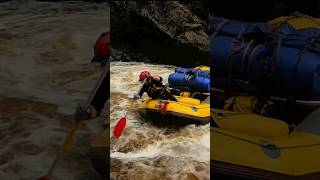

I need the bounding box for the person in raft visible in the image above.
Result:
[74,32,110,121]
[135,71,178,101]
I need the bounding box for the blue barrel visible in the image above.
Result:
[210,18,320,101]
[197,69,210,78]
[211,35,271,81]
[188,76,210,93]
[211,36,249,78]
[210,17,251,37]
[176,67,194,74]
[273,45,320,99]
[210,17,270,38]
[168,68,210,93]
[168,73,188,87]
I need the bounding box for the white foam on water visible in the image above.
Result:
[111,127,210,162]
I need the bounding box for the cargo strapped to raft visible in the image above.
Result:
[210,16,320,102]
[168,67,210,93]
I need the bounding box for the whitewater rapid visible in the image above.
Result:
[110,61,210,180]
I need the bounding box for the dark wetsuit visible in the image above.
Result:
[138,77,177,101]
[90,65,110,116]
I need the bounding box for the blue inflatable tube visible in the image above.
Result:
[210,17,320,101]
[168,68,210,93]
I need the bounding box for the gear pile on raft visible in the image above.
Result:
[136,66,210,126]
[210,13,320,179]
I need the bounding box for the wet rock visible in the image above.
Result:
[112,1,208,51]
[111,1,209,66]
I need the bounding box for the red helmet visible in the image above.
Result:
[139,71,150,81]
[92,32,110,62]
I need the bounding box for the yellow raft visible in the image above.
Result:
[138,93,210,126]
[89,129,108,179]
[211,14,320,179]
[268,14,320,30]
[211,107,320,179]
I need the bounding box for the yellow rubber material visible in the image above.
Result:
[139,96,210,118]
[211,108,320,176]
[268,16,320,30]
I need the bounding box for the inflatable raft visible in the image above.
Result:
[89,129,108,179]
[138,66,210,126]
[138,93,210,126]
[268,13,320,34]
[211,107,320,179]
[210,15,320,179]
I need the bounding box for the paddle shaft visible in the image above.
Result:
[113,78,147,138]
[44,62,110,177]
[124,78,147,117]
[45,122,82,177]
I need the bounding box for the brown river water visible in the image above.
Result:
[0,1,109,179]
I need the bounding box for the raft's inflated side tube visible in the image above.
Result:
[89,130,108,179]
[268,15,320,35]
[211,17,320,101]
[213,110,289,138]
[138,96,210,126]
[168,67,210,93]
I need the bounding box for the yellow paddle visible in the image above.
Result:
[113,78,147,138]
[38,62,109,180]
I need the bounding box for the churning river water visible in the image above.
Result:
[110,62,210,180]
[0,1,108,179]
